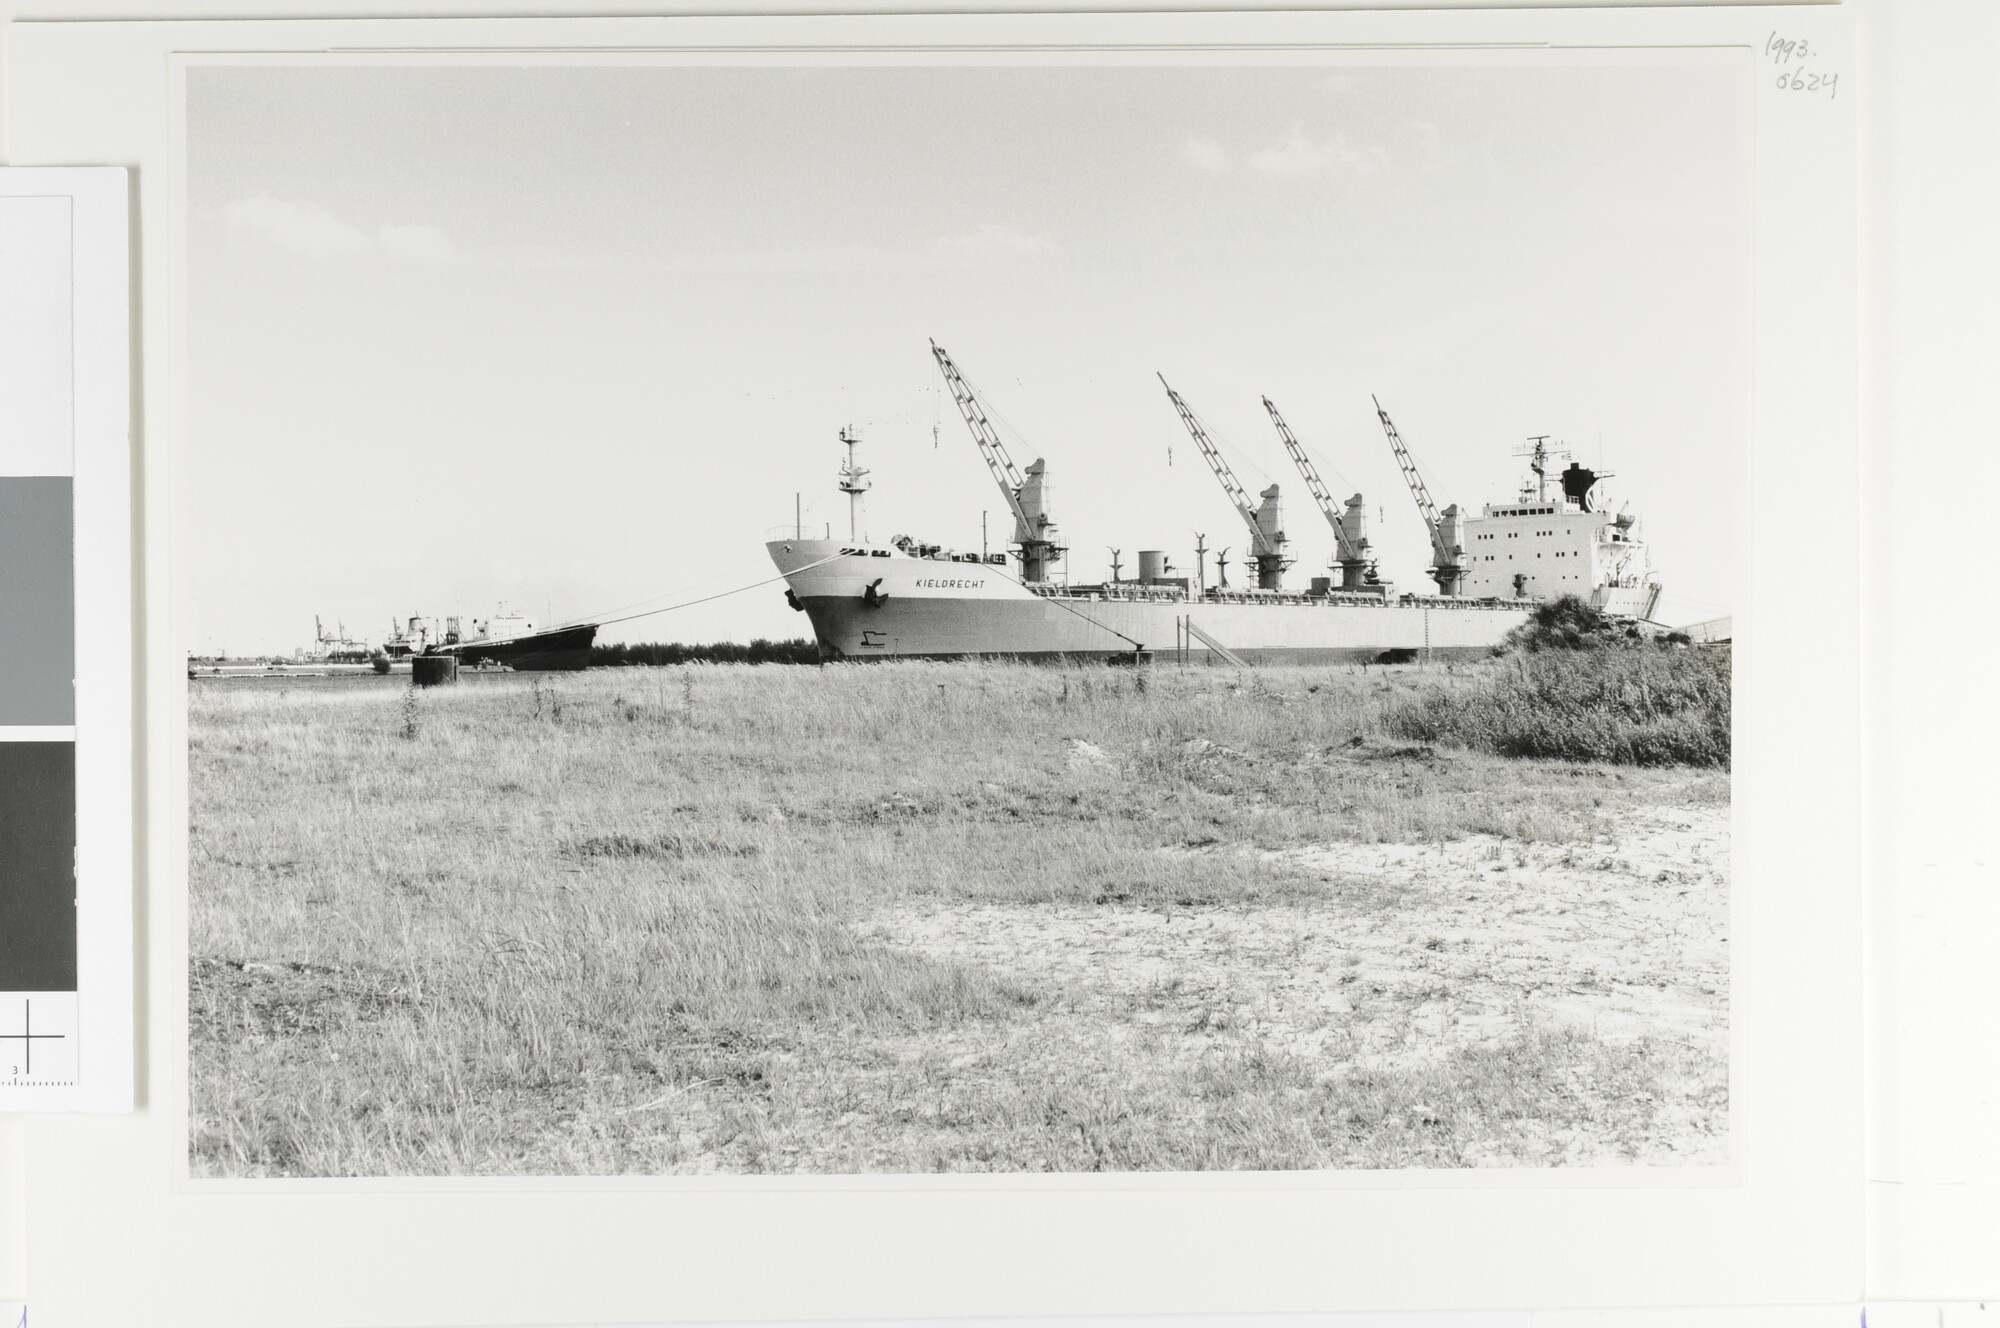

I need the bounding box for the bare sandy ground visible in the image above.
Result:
[863,803,1728,1167]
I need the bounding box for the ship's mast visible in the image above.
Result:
[1264,396,1372,591]
[930,340,1063,582]
[1159,376,1290,590]
[837,425,870,541]
[1514,436,1570,503]
[1374,395,1466,596]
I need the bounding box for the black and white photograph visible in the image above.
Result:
[184,55,1740,1178]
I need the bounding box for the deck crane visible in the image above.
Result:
[1159,375,1291,591]
[1262,396,1379,594]
[930,339,1064,582]
[1373,395,1468,596]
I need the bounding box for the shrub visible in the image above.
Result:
[1391,601,1730,767]
[1502,595,1646,654]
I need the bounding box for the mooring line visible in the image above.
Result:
[557,553,848,631]
[563,550,1143,651]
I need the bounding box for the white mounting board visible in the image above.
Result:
[4,8,1859,1326]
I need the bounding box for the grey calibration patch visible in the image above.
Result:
[0,476,74,725]
[0,740,76,991]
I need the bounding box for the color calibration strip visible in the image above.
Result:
[0,169,131,1111]
[0,193,81,1090]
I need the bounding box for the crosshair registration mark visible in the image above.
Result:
[2,999,65,1078]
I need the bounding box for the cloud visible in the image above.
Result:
[223,194,456,264]
[1409,121,1454,173]
[924,223,1054,258]
[218,200,1038,277]
[376,224,455,264]
[222,195,370,260]
[1182,135,1229,172]
[556,226,1055,276]
[1247,130,1387,180]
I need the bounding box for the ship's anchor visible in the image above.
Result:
[862,578,889,608]
[785,588,805,612]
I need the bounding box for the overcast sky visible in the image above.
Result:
[185,60,1744,653]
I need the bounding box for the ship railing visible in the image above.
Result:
[1019,581,1527,610]
[1396,594,1529,610]
[1024,582,1207,604]
[1029,583,1121,601]
[1188,590,1314,607]
[920,551,1010,566]
[1095,585,1195,602]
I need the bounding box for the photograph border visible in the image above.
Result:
[174,37,1749,1196]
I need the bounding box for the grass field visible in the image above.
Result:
[188,659,1728,1176]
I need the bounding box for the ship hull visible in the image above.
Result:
[770,540,1530,663]
[438,623,597,671]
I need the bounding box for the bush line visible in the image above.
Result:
[591,637,820,667]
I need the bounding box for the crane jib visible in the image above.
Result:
[1263,396,1356,558]
[1159,375,1276,558]
[1374,395,1459,573]
[931,340,1033,533]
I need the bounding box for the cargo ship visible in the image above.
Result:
[767,344,1661,665]
[377,609,597,672]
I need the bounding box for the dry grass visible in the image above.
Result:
[1387,645,1731,768]
[188,660,1727,1176]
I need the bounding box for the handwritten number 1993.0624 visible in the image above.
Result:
[1767,31,1839,99]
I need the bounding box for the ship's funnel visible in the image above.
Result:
[1137,550,1168,582]
[1561,462,1599,512]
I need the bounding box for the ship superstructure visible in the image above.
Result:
[1456,438,1661,619]
[768,348,1662,664]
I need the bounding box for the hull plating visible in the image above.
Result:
[770,540,1529,663]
